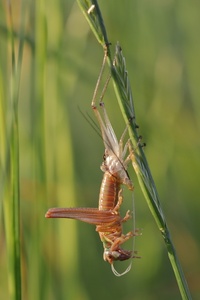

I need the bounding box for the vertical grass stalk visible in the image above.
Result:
[2,1,26,299]
[27,1,47,298]
[76,1,192,299]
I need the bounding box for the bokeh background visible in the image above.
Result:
[0,1,200,299]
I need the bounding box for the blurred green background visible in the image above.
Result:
[0,0,200,299]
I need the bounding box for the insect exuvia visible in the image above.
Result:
[45,46,140,276]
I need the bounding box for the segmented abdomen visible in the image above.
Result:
[98,172,120,211]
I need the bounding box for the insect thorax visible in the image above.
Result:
[101,155,133,190]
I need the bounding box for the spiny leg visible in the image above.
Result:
[113,189,123,213]
[119,126,129,158]
[124,136,146,171]
[91,47,113,142]
[121,210,132,223]
[91,46,109,108]
[112,190,132,223]
[110,232,134,251]
[119,117,139,168]
[127,138,145,170]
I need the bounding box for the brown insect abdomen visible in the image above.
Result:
[98,172,120,211]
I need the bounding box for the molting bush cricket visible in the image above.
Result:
[45,45,141,276]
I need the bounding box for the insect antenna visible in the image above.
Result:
[78,106,102,140]
[78,104,132,179]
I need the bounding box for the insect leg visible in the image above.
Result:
[45,207,120,225]
[91,47,108,108]
[112,188,123,213]
[113,189,131,223]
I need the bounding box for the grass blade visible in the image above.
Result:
[1,1,27,299]
[76,1,192,299]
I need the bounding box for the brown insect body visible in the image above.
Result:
[45,50,139,273]
[45,117,136,265]
[96,172,133,264]
[46,170,135,265]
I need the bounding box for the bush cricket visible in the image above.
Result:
[45,46,140,276]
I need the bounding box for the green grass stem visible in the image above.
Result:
[1,1,27,299]
[77,1,192,299]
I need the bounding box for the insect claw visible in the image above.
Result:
[121,210,132,222]
[135,228,143,236]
